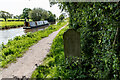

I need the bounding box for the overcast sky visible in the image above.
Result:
[0,0,63,18]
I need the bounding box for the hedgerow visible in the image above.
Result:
[51,2,120,79]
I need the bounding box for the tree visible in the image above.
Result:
[13,15,19,19]
[9,14,13,18]
[29,8,49,21]
[21,8,31,19]
[19,14,23,19]
[59,14,64,21]
[47,11,56,22]
[42,10,49,20]
[0,11,11,21]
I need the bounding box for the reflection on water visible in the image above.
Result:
[0,25,49,45]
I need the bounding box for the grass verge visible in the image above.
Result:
[0,21,24,29]
[0,21,67,68]
[31,26,69,78]
[31,25,87,79]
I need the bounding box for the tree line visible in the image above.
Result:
[0,8,57,22]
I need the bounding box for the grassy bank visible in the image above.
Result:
[0,21,67,68]
[31,26,88,79]
[31,26,70,78]
[0,21,24,29]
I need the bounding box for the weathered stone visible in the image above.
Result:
[63,29,80,58]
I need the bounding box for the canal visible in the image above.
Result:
[0,25,49,45]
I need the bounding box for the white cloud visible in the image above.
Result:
[0,0,64,18]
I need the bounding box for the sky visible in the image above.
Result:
[0,0,64,18]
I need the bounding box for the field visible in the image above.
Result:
[0,21,24,29]
[0,18,25,21]
[0,18,32,29]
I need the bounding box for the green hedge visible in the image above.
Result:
[54,2,120,79]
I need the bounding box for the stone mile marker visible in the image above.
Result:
[63,29,81,59]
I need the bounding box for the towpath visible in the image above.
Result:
[0,23,68,79]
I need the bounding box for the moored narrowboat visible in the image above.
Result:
[23,20,49,29]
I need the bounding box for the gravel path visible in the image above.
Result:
[0,23,68,79]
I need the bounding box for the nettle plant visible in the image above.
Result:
[51,2,120,79]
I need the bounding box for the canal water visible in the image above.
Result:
[0,25,49,45]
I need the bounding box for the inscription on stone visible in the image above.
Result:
[63,29,80,58]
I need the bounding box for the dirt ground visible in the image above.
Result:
[0,24,68,79]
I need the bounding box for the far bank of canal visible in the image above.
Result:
[0,25,49,45]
